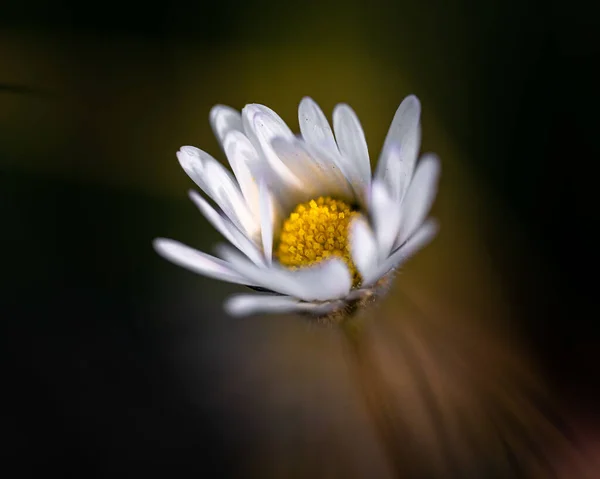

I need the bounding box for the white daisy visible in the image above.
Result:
[154,95,440,320]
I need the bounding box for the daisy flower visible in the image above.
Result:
[153,95,440,320]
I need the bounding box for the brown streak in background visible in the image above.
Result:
[341,317,426,479]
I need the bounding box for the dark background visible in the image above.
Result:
[2,0,599,476]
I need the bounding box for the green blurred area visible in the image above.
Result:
[0,0,529,195]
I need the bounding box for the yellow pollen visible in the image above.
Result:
[276,196,361,286]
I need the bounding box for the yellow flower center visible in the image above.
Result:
[276,196,361,286]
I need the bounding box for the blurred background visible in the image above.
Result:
[2,0,599,476]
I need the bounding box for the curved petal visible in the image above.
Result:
[376,95,421,190]
[370,180,402,260]
[177,146,259,237]
[188,191,265,266]
[209,105,243,146]
[350,217,380,286]
[375,219,439,279]
[301,141,356,201]
[222,130,262,218]
[333,103,371,195]
[298,97,338,155]
[218,245,352,302]
[379,140,419,205]
[309,153,366,205]
[270,137,353,201]
[397,154,441,245]
[241,104,303,189]
[224,294,341,317]
[153,238,258,286]
[259,181,274,265]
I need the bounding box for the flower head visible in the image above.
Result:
[154,95,440,320]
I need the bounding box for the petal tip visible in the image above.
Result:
[332,102,351,117]
[209,104,225,122]
[177,146,204,170]
[299,96,316,106]
[152,237,174,257]
[403,94,421,107]
[223,296,248,317]
[395,95,422,122]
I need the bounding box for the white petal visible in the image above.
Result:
[218,246,352,302]
[350,217,380,286]
[224,294,341,317]
[241,104,303,189]
[374,219,439,279]
[370,180,402,260]
[333,103,371,195]
[269,138,327,196]
[270,137,353,201]
[153,238,258,286]
[209,105,243,146]
[222,130,262,218]
[397,154,441,245]
[298,97,338,154]
[176,145,210,190]
[283,259,353,301]
[176,146,259,237]
[379,140,419,205]
[259,181,274,265]
[301,140,367,206]
[296,140,356,201]
[376,95,421,191]
[188,191,265,266]
[200,159,258,237]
